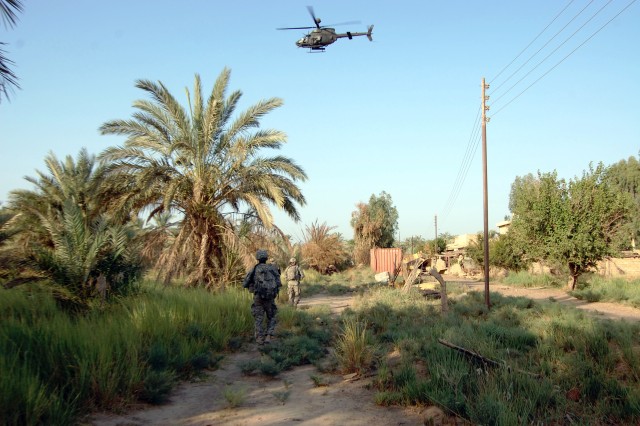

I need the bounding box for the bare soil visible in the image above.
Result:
[88,280,640,426]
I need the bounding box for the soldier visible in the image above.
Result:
[243,250,282,345]
[284,257,305,308]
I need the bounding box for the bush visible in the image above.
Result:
[140,369,176,404]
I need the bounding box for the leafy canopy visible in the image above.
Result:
[99,69,307,287]
[509,164,630,288]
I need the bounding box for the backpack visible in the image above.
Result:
[253,263,279,299]
[286,265,299,281]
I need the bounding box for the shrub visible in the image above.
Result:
[334,317,377,374]
[140,369,176,404]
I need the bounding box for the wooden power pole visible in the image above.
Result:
[481,77,491,309]
[434,215,438,254]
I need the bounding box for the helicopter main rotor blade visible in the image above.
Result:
[276,26,316,30]
[307,5,321,29]
[321,20,361,27]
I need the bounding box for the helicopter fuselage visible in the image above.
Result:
[295,25,373,51]
[296,28,338,50]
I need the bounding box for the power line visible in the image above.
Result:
[489,0,577,85]
[441,107,482,220]
[492,0,637,117]
[491,0,598,97]
[491,0,614,106]
[441,109,480,218]
[442,1,603,221]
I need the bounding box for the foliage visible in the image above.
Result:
[508,165,630,289]
[604,154,640,250]
[7,149,112,245]
[465,230,519,273]
[31,200,143,304]
[0,205,20,281]
[353,286,640,425]
[571,276,640,308]
[238,305,333,378]
[99,68,307,288]
[334,317,377,374]
[300,220,350,273]
[223,386,247,408]
[351,191,399,264]
[3,149,143,304]
[0,282,252,424]
[0,0,23,102]
[501,271,564,288]
[396,235,427,255]
[423,233,452,257]
[490,231,529,271]
[467,231,528,273]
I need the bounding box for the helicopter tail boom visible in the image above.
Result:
[335,25,374,41]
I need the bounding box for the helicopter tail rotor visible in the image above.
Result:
[367,25,374,41]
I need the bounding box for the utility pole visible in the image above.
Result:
[434,215,438,254]
[481,77,491,309]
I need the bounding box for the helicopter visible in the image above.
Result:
[277,6,374,52]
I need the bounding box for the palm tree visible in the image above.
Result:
[33,199,133,299]
[1,0,23,102]
[99,68,307,287]
[4,150,143,299]
[301,220,349,273]
[8,148,110,250]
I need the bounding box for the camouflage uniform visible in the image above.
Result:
[243,250,281,344]
[284,258,304,308]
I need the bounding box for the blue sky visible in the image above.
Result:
[1,1,638,242]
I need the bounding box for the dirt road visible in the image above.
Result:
[462,280,640,322]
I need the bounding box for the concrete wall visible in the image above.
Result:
[528,258,640,279]
[597,258,640,279]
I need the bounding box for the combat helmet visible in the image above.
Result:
[256,249,268,261]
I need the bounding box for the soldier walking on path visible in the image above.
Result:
[243,250,282,345]
[284,257,305,308]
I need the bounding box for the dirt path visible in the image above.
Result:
[88,292,425,426]
[88,283,640,426]
[460,280,640,322]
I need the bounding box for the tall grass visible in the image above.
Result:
[572,276,640,308]
[0,282,253,425]
[291,266,379,298]
[501,271,563,288]
[353,287,640,424]
[334,317,376,373]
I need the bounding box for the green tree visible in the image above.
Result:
[509,165,629,289]
[424,232,453,256]
[99,69,307,287]
[396,235,427,255]
[350,191,398,265]
[604,154,640,250]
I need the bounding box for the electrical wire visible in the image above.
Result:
[440,108,482,220]
[440,0,637,223]
[491,0,598,97]
[491,0,614,106]
[491,0,637,117]
[489,0,577,85]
